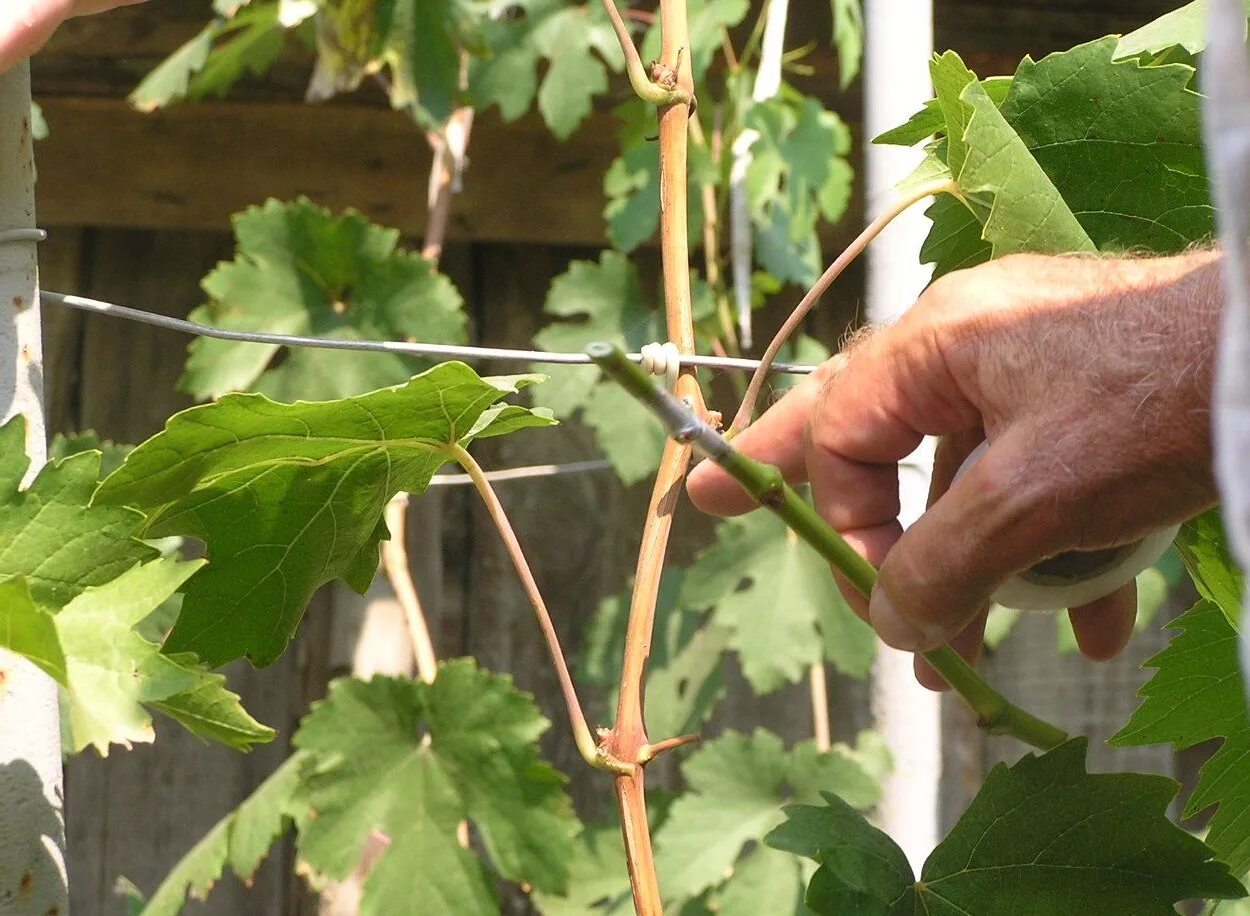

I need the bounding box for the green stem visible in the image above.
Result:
[587,343,1069,752]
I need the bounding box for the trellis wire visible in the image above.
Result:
[42,291,819,376]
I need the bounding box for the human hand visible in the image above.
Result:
[0,0,147,75]
[688,251,1223,688]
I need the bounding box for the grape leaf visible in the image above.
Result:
[830,0,863,88]
[929,51,1097,268]
[769,739,1246,915]
[744,95,854,287]
[579,570,728,738]
[49,431,132,480]
[140,752,311,916]
[1112,598,1250,873]
[681,513,875,694]
[292,663,578,914]
[0,416,154,612]
[1178,509,1245,629]
[0,578,65,684]
[532,252,665,484]
[95,363,554,667]
[0,558,274,755]
[128,2,288,111]
[1115,0,1250,60]
[713,844,809,915]
[653,729,883,899]
[873,76,1011,147]
[182,198,466,402]
[531,821,632,915]
[919,40,1209,276]
[473,0,621,139]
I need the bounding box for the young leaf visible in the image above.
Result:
[930,50,1096,264]
[1112,598,1250,873]
[95,363,554,667]
[769,739,1246,914]
[681,513,875,693]
[0,416,154,612]
[654,729,882,900]
[140,752,311,916]
[183,198,466,402]
[292,663,578,914]
[919,39,1209,275]
[0,558,273,755]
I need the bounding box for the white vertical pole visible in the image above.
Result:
[0,61,68,914]
[863,0,942,872]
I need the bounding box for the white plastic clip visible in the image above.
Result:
[640,341,682,391]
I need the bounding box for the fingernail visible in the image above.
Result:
[869,585,928,651]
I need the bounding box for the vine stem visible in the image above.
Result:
[443,443,627,774]
[597,0,703,910]
[589,344,1071,752]
[729,178,958,435]
[380,494,438,684]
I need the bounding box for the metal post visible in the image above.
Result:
[0,60,68,915]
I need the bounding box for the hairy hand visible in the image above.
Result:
[689,251,1223,688]
[0,0,146,74]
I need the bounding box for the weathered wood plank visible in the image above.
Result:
[35,96,620,247]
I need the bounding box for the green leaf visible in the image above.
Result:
[473,0,620,137]
[604,134,661,253]
[183,198,466,402]
[681,513,875,693]
[0,559,272,755]
[771,739,1246,914]
[293,662,578,915]
[539,46,608,141]
[532,821,632,915]
[0,578,65,683]
[95,363,553,667]
[931,51,1097,264]
[920,40,1210,275]
[191,3,287,100]
[873,76,1011,147]
[140,752,310,915]
[1114,0,1250,60]
[654,729,881,899]
[49,431,133,480]
[0,416,154,613]
[1178,510,1245,629]
[532,252,665,484]
[830,0,863,88]
[129,20,220,111]
[1112,599,1250,872]
[767,792,915,914]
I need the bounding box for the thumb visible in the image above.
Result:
[869,431,1068,651]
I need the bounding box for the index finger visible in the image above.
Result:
[686,363,832,516]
